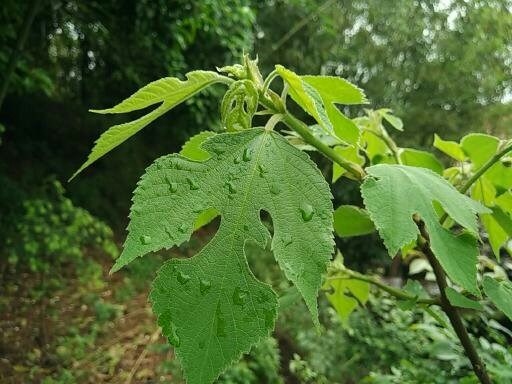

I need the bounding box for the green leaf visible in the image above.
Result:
[333,205,375,237]
[302,75,367,144]
[325,278,370,325]
[445,287,483,310]
[483,276,512,321]
[433,134,465,161]
[460,133,499,169]
[220,80,258,131]
[361,164,489,294]
[471,178,511,258]
[179,131,219,229]
[71,71,229,179]
[180,131,216,161]
[113,128,333,383]
[332,145,365,182]
[399,148,444,174]
[379,109,403,131]
[275,65,334,136]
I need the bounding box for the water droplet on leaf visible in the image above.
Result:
[177,271,191,285]
[234,155,242,164]
[270,184,280,195]
[233,287,248,306]
[226,181,237,194]
[169,182,178,193]
[299,203,314,222]
[243,147,252,162]
[167,324,181,347]
[282,234,293,246]
[178,223,187,233]
[200,279,211,295]
[216,310,226,337]
[187,177,199,190]
[140,235,152,245]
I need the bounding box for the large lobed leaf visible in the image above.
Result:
[361,164,489,294]
[71,71,229,179]
[113,128,334,384]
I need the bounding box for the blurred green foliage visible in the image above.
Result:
[2,179,117,272]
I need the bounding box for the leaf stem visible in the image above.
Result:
[327,270,439,306]
[417,221,492,384]
[262,69,278,95]
[363,128,402,164]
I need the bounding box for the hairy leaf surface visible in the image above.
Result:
[302,75,367,144]
[113,128,334,383]
[361,164,489,294]
[71,71,229,179]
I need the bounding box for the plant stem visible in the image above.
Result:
[327,270,439,305]
[363,129,402,164]
[417,222,491,384]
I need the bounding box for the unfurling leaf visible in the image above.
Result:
[71,71,229,179]
[361,164,489,294]
[483,276,512,321]
[221,80,258,131]
[113,128,334,384]
[333,205,375,237]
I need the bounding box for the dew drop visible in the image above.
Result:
[187,177,200,190]
[216,311,226,337]
[200,279,211,295]
[212,145,225,155]
[282,234,293,246]
[178,223,188,233]
[299,203,314,222]
[169,182,178,193]
[140,235,152,245]
[243,147,252,162]
[270,184,281,195]
[167,324,181,347]
[234,155,242,164]
[243,224,249,231]
[177,271,191,285]
[226,181,237,194]
[258,164,267,177]
[233,287,248,306]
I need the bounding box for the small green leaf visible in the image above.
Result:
[302,75,367,144]
[361,164,489,294]
[275,65,333,135]
[114,129,334,383]
[461,133,499,169]
[445,287,483,310]
[180,131,216,161]
[433,134,465,161]
[333,205,375,237]
[483,276,512,321]
[71,71,229,179]
[325,278,370,325]
[380,109,403,131]
[221,80,258,131]
[400,148,444,174]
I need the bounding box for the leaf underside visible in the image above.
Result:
[113,128,334,384]
[71,71,227,180]
[361,164,489,295]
